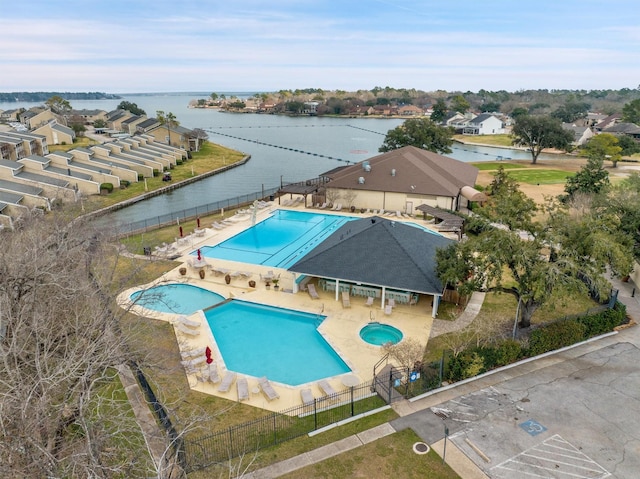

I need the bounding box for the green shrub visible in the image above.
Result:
[576,303,627,337]
[528,320,586,356]
[121,180,130,187]
[446,350,486,381]
[99,182,114,193]
[153,169,160,177]
[137,174,144,181]
[176,160,183,166]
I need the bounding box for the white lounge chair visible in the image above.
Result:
[307,283,320,300]
[207,363,220,383]
[301,388,315,406]
[237,377,249,402]
[319,202,327,209]
[218,371,237,393]
[335,203,343,211]
[258,377,280,401]
[388,298,396,308]
[318,379,338,398]
[365,296,374,307]
[175,315,200,329]
[181,356,206,370]
[342,291,351,308]
[180,346,207,359]
[176,323,200,336]
[384,304,393,315]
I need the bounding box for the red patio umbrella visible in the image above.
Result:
[205,346,213,364]
[179,226,183,237]
[197,249,202,261]
[197,217,201,228]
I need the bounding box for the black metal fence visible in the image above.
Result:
[116,186,282,235]
[182,381,381,473]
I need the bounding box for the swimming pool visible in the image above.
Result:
[205,300,351,385]
[130,283,226,315]
[199,210,354,268]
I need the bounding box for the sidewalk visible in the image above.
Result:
[246,278,640,478]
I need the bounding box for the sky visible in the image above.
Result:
[1,0,639,94]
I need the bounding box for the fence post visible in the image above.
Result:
[439,350,445,387]
[314,399,317,430]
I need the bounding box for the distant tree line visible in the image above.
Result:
[0,92,120,102]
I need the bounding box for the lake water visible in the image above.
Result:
[1,93,569,226]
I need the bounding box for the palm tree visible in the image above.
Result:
[156,110,179,145]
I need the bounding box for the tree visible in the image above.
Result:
[210,92,219,101]
[68,114,86,136]
[156,110,179,145]
[511,115,574,164]
[551,96,590,123]
[583,133,622,168]
[564,155,610,199]
[480,166,538,231]
[622,98,640,124]
[117,101,146,116]
[0,213,151,477]
[93,118,107,129]
[45,95,72,114]
[381,338,424,371]
[430,98,447,123]
[481,101,501,113]
[379,118,454,154]
[617,134,640,157]
[451,94,470,114]
[606,172,640,259]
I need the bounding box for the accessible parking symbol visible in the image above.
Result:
[519,419,547,436]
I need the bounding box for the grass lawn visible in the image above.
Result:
[454,134,513,147]
[497,169,573,185]
[276,429,460,479]
[472,161,522,171]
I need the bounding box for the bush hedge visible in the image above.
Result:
[445,302,627,382]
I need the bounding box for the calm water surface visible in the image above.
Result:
[1,93,570,225]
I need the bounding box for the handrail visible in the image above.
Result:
[373,353,389,379]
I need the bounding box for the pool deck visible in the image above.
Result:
[120,200,454,412]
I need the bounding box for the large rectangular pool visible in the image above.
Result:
[199,210,354,268]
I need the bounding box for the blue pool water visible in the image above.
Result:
[199,210,354,268]
[205,300,351,385]
[359,322,403,346]
[130,283,225,315]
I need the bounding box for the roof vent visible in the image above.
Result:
[391,168,396,176]
[364,163,371,172]
[358,176,365,184]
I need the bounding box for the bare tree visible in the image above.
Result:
[381,338,424,370]
[341,189,358,209]
[0,213,152,477]
[324,188,341,208]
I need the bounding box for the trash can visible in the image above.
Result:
[269,195,275,201]
[143,246,151,256]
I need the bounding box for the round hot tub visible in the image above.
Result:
[359,322,403,346]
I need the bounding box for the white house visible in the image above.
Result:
[463,113,505,135]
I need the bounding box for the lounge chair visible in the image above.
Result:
[175,315,200,329]
[318,379,338,398]
[335,203,343,211]
[319,202,327,209]
[342,291,351,308]
[388,298,396,308]
[365,296,374,307]
[307,283,320,299]
[176,323,200,336]
[384,304,393,315]
[207,363,220,383]
[181,356,206,372]
[237,377,249,402]
[211,222,225,230]
[218,371,237,393]
[180,346,207,359]
[258,376,280,401]
[396,211,402,217]
[301,388,315,406]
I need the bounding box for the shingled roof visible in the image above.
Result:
[288,216,453,295]
[323,145,479,198]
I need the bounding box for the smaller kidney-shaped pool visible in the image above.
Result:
[359,322,403,346]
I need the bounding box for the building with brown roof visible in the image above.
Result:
[322,145,481,214]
